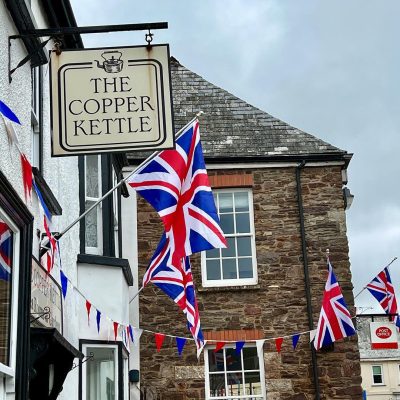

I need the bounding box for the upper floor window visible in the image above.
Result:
[372,365,384,385]
[204,344,265,399]
[31,66,42,170]
[202,189,257,287]
[84,155,103,255]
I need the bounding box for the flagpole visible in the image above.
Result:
[353,256,398,300]
[54,111,204,242]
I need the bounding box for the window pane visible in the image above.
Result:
[226,348,242,371]
[85,201,98,248]
[222,237,236,258]
[219,193,233,213]
[234,192,249,212]
[206,259,221,280]
[238,258,253,279]
[244,372,262,395]
[86,347,116,400]
[0,218,12,365]
[372,366,381,374]
[222,259,237,279]
[209,373,226,397]
[227,373,243,396]
[237,237,251,257]
[86,155,99,198]
[220,214,234,234]
[235,213,250,233]
[243,347,259,370]
[208,350,224,372]
[206,247,220,259]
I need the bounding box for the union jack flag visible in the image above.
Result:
[145,233,204,349]
[366,266,400,330]
[0,222,12,282]
[314,259,356,350]
[128,119,227,259]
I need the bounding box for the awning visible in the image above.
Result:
[30,327,83,400]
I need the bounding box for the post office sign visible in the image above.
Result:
[51,44,174,156]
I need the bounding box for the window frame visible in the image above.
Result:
[204,343,266,399]
[371,364,384,386]
[201,188,257,288]
[79,340,127,400]
[31,65,43,171]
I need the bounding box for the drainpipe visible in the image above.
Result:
[296,161,321,400]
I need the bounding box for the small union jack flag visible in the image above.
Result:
[128,119,227,259]
[0,222,12,282]
[314,258,356,350]
[366,266,400,330]
[145,234,204,349]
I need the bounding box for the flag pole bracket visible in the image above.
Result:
[8,21,168,83]
[70,352,94,371]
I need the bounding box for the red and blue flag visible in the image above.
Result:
[314,259,356,350]
[366,266,400,330]
[0,222,12,282]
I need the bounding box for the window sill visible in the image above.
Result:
[77,254,133,286]
[198,284,261,293]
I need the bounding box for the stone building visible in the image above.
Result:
[358,314,400,399]
[127,58,363,399]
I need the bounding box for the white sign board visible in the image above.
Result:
[370,321,398,349]
[51,44,174,156]
[31,258,63,332]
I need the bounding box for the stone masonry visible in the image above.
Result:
[136,166,363,399]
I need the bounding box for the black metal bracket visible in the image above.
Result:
[70,352,94,370]
[30,307,50,323]
[8,21,168,83]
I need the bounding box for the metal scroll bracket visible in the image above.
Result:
[30,306,50,323]
[8,22,168,83]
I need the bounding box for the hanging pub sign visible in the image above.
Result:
[370,321,398,349]
[50,44,174,156]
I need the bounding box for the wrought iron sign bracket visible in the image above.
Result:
[8,21,168,83]
[30,307,51,323]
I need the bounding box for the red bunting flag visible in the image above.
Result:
[155,333,166,352]
[214,342,226,353]
[113,322,119,341]
[85,300,92,325]
[20,153,32,201]
[275,337,284,353]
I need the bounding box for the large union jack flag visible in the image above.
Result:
[145,233,204,349]
[128,119,227,258]
[0,222,12,282]
[366,266,400,330]
[314,259,356,350]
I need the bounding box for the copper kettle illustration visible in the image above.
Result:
[95,51,123,73]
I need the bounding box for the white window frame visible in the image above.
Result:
[371,364,384,386]
[31,66,41,169]
[84,155,103,255]
[81,343,119,400]
[112,169,120,258]
[201,188,257,287]
[204,343,266,399]
[0,207,21,380]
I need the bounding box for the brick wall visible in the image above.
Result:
[137,165,362,399]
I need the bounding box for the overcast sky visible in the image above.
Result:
[69,0,400,312]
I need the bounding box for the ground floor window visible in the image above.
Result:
[204,344,266,399]
[81,341,128,400]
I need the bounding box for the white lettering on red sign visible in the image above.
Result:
[376,326,392,339]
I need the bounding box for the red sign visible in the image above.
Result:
[376,326,392,339]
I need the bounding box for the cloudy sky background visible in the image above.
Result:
[70,0,400,311]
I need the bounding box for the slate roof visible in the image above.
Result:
[128,57,349,163]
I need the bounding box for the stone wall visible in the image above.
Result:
[137,165,362,399]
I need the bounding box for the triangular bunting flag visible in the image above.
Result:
[113,322,119,341]
[126,326,130,343]
[176,337,186,356]
[96,310,101,333]
[129,325,134,342]
[256,339,265,356]
[275,337,283,353]
[20,153,32,201]
[214,342,225,352]
[155,333,165,352]
[3,117,19,146]
[309,329,317,343]
[292,334,300,350]
[133,328,143,346]
[197,340,206,359]
[60,270,68,299]
[85,300,92,325]
[235,341,245,355]
[0,100,21,124]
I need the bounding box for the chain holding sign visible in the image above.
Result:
[50,44,174,156]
